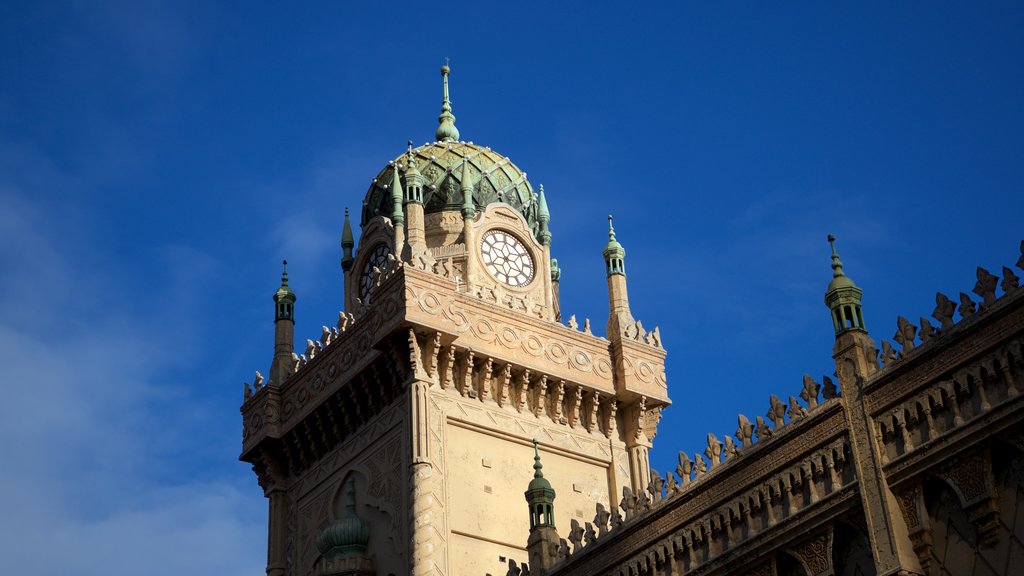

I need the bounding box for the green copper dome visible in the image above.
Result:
[316,478,370,560]
[361,141,540,235]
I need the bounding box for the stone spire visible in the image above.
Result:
[525,439,559,575]
[537,184,551,246]
[270,260,296,386]
[435,64,460,143]
[824,234,865,335]
[340,208,355,272]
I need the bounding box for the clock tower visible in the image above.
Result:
[240,66,670,576]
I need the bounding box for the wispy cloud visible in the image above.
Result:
[0,173,263,576]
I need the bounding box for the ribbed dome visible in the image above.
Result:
[316,478,370,560]
[361,141,539,235]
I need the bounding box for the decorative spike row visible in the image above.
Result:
[822,376,839,399]
[788,396,807,420]
[973,267,999,309]
[959,292,977,319]
[933,292,956,328]
[767,395,787,428]
[1003,266,1020,293]
[894,316,917,353]
[919,316,938,344]
[736,415,754,448]
[800,375,820,408]
[881,341,897,367]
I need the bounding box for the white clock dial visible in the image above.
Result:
[359,243,392,299]
[480,230,535,287]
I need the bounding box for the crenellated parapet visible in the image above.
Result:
[877,243,1023,369]
[538,384,854,576]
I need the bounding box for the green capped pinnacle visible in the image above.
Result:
[824,234,865,334]
[390,163,404,225]
[603,215,626,276]
[538,184,551,246]
[436,64,460,143]
[461,154,475,219]
[341,208,354,272]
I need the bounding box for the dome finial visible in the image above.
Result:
[436,62,460,143]
[280,259,289,285]
[537,185,551,246]
[341,209,354,272]
[533,438,544,479]
[827,233,845,278]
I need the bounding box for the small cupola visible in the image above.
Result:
[524,439,556,529]
[273,260,296,322]
[824,234,865,334]
[603,215,626,277]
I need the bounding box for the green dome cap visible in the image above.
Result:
[362,141,540,236]
[315,478,370,560]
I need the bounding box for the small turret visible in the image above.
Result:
[604,215,634,339]
[340,208,355,272]
[525,439,559,574]
[603,215,625,276]
[436,64,460,143]
[403,141,427,259]
[824,234,865,334]
[824,235,878,387]
[403,141,424,204]
[269,260,296,386]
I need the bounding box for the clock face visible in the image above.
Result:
[359,243,392,299]
[480,230,535,287]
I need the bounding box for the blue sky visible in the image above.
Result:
[2,2,1022,574]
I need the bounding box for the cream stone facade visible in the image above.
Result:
[240,67,1024,576]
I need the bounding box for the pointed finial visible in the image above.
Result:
[537,185,551,246]
[343,476,357,514]
[406,139,416,168]
[281,259,289,285]
[827,234,845,278]
[341,209,355,271]
[391,163,404,224]
[533,438,544,479]
[436,63,460,142]
[608,215,616,241]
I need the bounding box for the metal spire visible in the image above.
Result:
[532,438,544,479]
[828,234,846,278]
[436,63,460,143]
